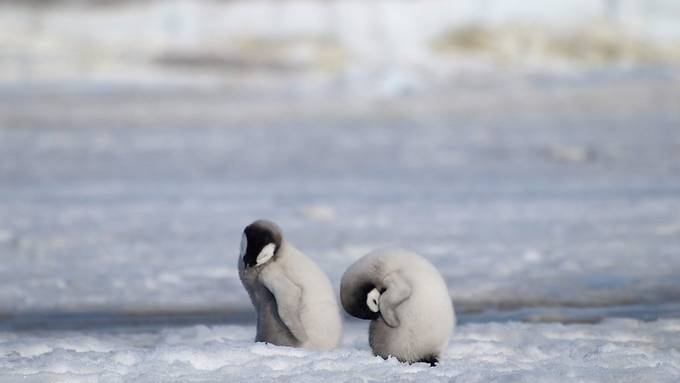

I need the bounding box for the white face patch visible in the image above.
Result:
[239,233,248,259]
[366,288,381,313]
[255,243,276,266]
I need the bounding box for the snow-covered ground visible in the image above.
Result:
[1,3,680,376]
[1,75,679,317]
[1,76,680,379]
[2,0,680,87]
[2,319,679,382]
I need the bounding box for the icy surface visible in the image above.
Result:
[0,54,679,383]
[1,319,679,382]
[3,0,680,87]
[1,3,679,381]
[1,77,680,318]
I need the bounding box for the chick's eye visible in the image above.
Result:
[240,233,248,258]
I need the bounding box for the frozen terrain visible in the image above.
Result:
[2,319,680,382]
[1,2,680,378]
[1,74,679,319]
[2,0,680,87]
[1,73,680,380]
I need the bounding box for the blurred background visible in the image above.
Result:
[1,0,679,329]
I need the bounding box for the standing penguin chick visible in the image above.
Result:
[340,249,455,365]
[238,220,342,350]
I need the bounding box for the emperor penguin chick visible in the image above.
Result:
[238,220,342,350]
[340,249,455,365]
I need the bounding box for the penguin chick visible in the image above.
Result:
[340,248,455,365]
[238,219,342,350]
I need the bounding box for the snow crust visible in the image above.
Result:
[1,79,679,316]
[1,18,679,380]
[1,319,679,382]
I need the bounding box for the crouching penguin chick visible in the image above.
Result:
[340,248,455,365]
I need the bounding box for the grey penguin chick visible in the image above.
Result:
[238,220,342,350]
[340,248,455,365]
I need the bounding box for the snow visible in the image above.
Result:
[1,3,680,380]
[1,319,679,382]
[1,78,679,316]
[1,75,679,379]
[2,0,680,86]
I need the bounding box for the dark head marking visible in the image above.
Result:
[340,282,380,320]
[241,220,283,268]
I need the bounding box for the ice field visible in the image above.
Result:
[2,319,680,382]
[1,71,680,381]
[1,75,679,316]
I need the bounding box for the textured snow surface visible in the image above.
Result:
[1,79,679,316]
[1,75,680,381]
[1,319,679,382]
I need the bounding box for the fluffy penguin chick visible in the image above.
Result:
[340,248,455,365]
[238,220,342,350]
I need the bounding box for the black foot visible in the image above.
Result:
[417,355,439,367]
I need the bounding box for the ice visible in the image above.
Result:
[0,75,678,380]
[2,0,680,86]
[1,319,679,382]
[1,78,679,317]
[1,2,679,380]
